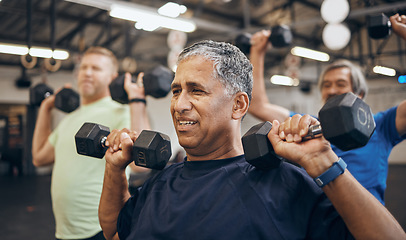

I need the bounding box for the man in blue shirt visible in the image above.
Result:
[98,40,405,240]
[248,15,406,204]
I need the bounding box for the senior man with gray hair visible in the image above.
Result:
[98,40,405,240]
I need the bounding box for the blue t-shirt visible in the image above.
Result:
[117,155,354,240]
[291,106,405,205]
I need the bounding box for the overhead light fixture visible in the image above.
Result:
[135,22,160,32]
[158,2,187,18]
[373,65,396,76]
[0,43,28,55]
[270,75,299,86]
[291,46,330,62]
[321,0,350,23]
[110,3,196,33]
[0,43,69,60]
[322,23,351,50]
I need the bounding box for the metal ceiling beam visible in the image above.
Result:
[291,1,406,29]
[56,10,106,47]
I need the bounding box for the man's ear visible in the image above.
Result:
[232,92,249,120]
[358,91,365,99]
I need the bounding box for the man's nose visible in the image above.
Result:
[326,85,338,95]
[82,67,92,75]
[173,92,192,113]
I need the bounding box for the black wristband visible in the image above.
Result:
[128,98,146,105]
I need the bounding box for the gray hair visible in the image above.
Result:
[318,59,368,98]
[177,40,253,101]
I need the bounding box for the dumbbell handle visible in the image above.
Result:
[100,136,107,149]
[303,124,323,140]
[44,91,52,98]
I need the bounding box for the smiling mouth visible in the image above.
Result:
[179,121,197,126]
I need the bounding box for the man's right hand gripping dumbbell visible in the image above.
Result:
[75,122,172,170]
[242,92,376,170]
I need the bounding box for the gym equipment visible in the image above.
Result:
[234,25,293,54]
[54,88,80,113]
[109,65,173,104]
[242,92,376,170]
[75,122,172,170]
[367,13,391,39]
[29,83,80,113]
[30,83,54,106]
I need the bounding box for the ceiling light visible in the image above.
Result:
[291,46,330,62]
[110,3,196,33]
[373,65,396,76]
[322,23,351,50]
[29,47,53,58]
[0,43,28,55]
[321,0,350,23]
[135,22,160,32]
[270,75,299,86]
[0,43,69,60]
[158,2,187,18]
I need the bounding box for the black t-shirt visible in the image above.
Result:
[118,155,353,240]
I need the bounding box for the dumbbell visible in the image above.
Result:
[109,65,173,104]
[29,83,80,113]
[74,122,172,170]
[242,92,376,170]
[367,13,391,39]
[234,25,293,55]
[30,83,54,106]
[54,88,80,113]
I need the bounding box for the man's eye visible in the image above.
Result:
[192,89,204,94]
[172,89,180,95]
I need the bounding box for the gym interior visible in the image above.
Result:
[0,0,405,239]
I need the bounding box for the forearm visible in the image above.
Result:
[250,50,269,108]
[99,162,131,240]
[31,101,54,166]
[270,117,405,239]
[303,152,405,239]
[323,170,405,239]
[129,101,151,132]
[301,149,405,239]
[249,44,290,122]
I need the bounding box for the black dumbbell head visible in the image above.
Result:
[29,83,54,106]
[368,13,391,39]
[234,32,253,55]
[234,25,292,55]
[143,65,173,99]
[55,88,80,113]
[110,65,173,104]
[132,130,172,170]
[269,25,293,48]
[75,122,110,158]
[109,74,130,104]
[242,121,283,170]
[318,92,376,151]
